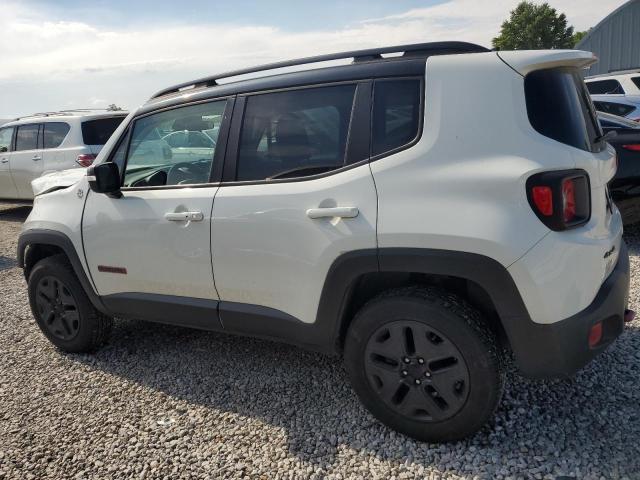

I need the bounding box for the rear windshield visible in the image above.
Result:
[82,116,125,145]
[525,68,602,152]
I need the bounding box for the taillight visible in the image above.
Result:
[76,154,96,167]
[622,144,640,151]
[526,170,591,231]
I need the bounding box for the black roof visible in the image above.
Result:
[148,41,489,102]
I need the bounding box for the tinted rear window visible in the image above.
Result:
[525,68,601,152]
[372,79,421,157]
[593,101,636,117]
[82,117,125,145]
[585,79,625,95]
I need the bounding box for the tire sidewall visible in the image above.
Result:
[344,294,502,442]
[28,257,98,352]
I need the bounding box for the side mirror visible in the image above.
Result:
[87,162,122,198]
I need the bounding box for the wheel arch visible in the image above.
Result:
[320,248,532,364]
[17,229,110,315]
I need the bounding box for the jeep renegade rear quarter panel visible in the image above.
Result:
[371,51,623,325]
[370,52,559,268]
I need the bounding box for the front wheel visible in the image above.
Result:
[344,286,504,442]
[28,254,112,352]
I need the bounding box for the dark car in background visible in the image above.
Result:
[599,112,640,224]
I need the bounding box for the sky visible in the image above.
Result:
[0,0,629,117]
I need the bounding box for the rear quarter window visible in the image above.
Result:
[82,116,126,145]
[525,68,601,152]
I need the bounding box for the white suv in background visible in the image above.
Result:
[0,110,127,200]
[18,43,632,442]
[586,71,640,121]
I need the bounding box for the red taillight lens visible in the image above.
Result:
[588,322,603,348]
[531,186,553,216]
[562,178,576,222]
[76,154,96,167]
[527,170,590,231]
[622,144,640,151]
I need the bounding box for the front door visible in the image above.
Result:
[82,98,231,318]
[211,83,378,326]
[0,126,18,199]
[11,123,43,199]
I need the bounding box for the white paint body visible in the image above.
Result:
[22,49,623,327]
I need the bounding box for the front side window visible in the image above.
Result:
[0,127,13,152]
[123,100,226,187]
[43,122,70,149]
[15,124,40,152]
[372,79,421,157]
[236,84,356,181]
[586,79,625,95]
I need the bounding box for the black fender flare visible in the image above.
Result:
[17,229,110,315]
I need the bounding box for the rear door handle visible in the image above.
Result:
[306,207,359,219]
[164,211,204,222]
[32,155,42,161]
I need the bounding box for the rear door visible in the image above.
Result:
[40,122,73,173]
[210,82,377,329]
[10,123,43,199]
[0,126,18,199]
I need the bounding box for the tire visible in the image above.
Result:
[344,286,504,442]
[27,254,112,353]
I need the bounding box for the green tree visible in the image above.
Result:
[572,30,589,47]
[492,2,575,50]
[106,103,123,111]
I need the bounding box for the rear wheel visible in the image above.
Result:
[344,286,504,442]
[28,254,112,352]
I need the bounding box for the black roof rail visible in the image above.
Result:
[150,41,489,100]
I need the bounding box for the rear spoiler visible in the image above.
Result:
[497,50,597,76]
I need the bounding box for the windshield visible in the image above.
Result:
[525,67,603,152]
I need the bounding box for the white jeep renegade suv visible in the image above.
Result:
[18,42,631,442]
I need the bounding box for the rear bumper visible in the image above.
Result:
[513,241,630,378]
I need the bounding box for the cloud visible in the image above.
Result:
[0,0,628,116]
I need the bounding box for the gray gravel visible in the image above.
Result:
[1,203,639,479]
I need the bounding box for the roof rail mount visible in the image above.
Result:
[13,108,119,121]
[150,41,489,100]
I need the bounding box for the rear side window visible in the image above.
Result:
[593,101,635,117]
[632,77,640,89]
[525,68,601,152]
[585,79,625,95]
[82,117,125,145]
[372,79,421,157]
[0,127,13,152]
[43,122,70,149]
[14,124,40,151]
[236,84,356,181]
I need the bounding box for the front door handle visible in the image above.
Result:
[0,158,7,164]
[164,211,204,222]
[306,207,359,219]
[32,155,42,161]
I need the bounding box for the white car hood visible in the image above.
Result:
[32,168,86,197]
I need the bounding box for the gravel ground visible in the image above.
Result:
[0,204,639,480]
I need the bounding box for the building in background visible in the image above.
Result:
[577,0,640,76]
